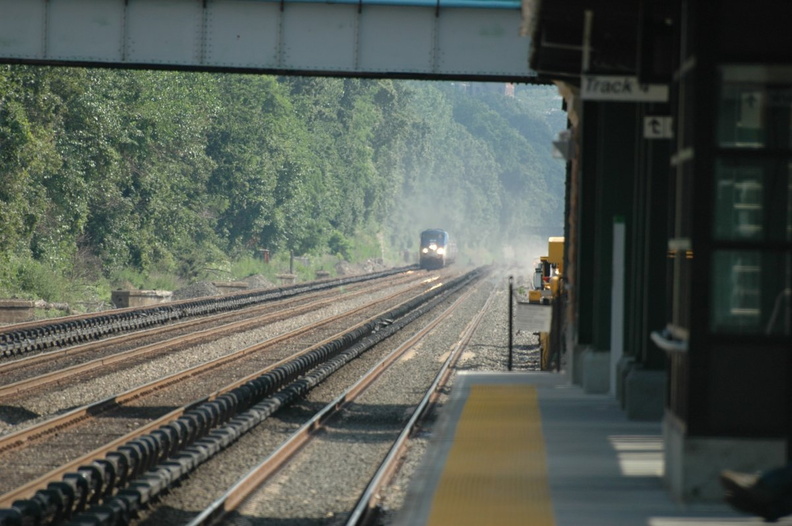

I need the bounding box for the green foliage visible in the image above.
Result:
[0,253,96,305]
[176,242,232,282]
[328,231,353,260]
[346,231,386,263]
[108,267,183,292]
[0,66,564,308]
[229,255,266,280]
[15,260,66,301]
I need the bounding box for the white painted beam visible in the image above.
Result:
[0,0,536,80]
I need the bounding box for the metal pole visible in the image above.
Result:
[508,276,513,371]
[583,10,593,73]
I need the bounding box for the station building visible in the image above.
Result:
[526,0,792,500]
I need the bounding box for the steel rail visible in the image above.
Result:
[0,267,417,336]
[0,271,422,376]
[0,276,432,454]
[42,268,484,526]
[0,276,444,507]
[0,266,418,358]
[345,281,498,525]
[0,274,436,400]
[186,278,482,526]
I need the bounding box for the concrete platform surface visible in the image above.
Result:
[397,371,790,525]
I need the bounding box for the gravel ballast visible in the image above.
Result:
[132,268,541,526]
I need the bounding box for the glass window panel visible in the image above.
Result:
[714,158,792,242]
[718,67,792,149]
[714,159,764,240]
[711,250,792,335]
[766,88,792,148]
[718,83,766,148]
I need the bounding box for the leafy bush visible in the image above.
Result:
[107,266,182,292]
[328,231,352,260]
[2,255,84,303]
[0,67,564,312]
[229,254,275,282]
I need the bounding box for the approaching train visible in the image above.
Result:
[419,229,457,269]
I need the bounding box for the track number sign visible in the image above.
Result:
[643,116,673,139]
[582,75,669,102]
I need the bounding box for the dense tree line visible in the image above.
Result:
[0,65,565,297]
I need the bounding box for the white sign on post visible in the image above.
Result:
[740,91,762,129]
[643,116,673,139]
[582,75,669,102]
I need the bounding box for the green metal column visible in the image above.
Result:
[641,135,670,369]
[576,102,598,346]
[583,102,638,352]
[627,116,670,370]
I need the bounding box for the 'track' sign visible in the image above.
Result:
[581,76,669,102]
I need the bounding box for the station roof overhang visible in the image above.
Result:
[523,0,676,123]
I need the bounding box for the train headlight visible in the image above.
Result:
[421,248,429,254]
[437,247,445,255]
[429,243,437,251]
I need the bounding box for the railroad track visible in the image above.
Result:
[0,270,431,404]
[0,266,416,360]
[0,266,486,526]
[189,275,495,526]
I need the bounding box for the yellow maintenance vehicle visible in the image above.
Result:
[526,237,564,370]
[528,236,564,305]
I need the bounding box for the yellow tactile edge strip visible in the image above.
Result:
[426,384,555,526]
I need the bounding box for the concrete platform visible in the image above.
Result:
[211,281,249,293]
[0,300,34,324]
[110,290,172,308]
[397,371,785,525]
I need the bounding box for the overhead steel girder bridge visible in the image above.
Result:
[0,0,537,82]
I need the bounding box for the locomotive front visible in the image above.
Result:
[419,229,451,270]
